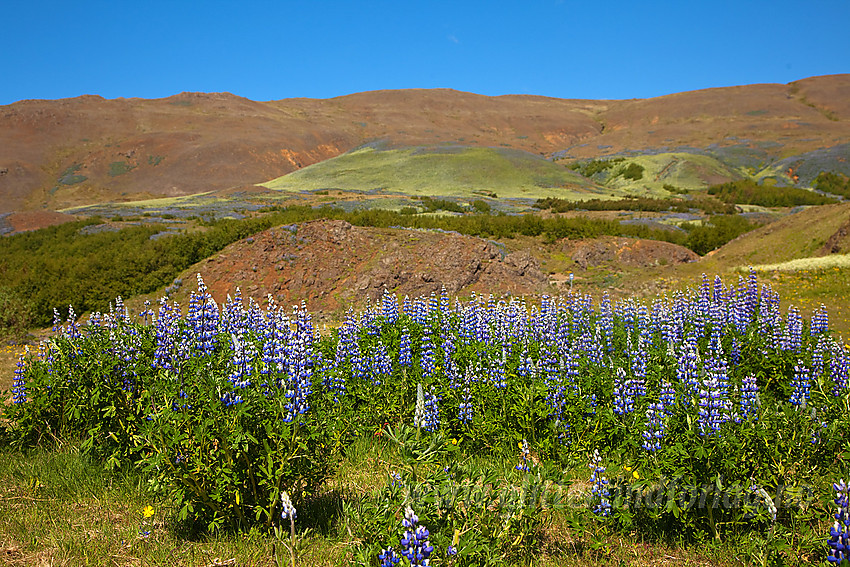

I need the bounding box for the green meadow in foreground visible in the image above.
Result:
[3,269,848,566]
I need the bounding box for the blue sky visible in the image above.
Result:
[2,0,848,105]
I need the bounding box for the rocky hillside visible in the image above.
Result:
[182,220,549,316]
[2,75,848,213]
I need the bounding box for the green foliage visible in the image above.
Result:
[814,171,850,198]
[666,185,687,195]
[420,196,466,214]
[3,273,846,562]
[708,179,837,207]
[0,212,316,327]
[0,286,34,340]
[148,155,165,166]
[534,196,735,215]
[108,161,135,177]
[470,199,492,213]
[568,158,625,177]
[683,215,760,255]
[618,163,645,181]
[263,146,594,200]
[58,163,87,185]
[0,203,757,334]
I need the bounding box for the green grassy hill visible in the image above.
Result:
[565,152,746,194]
[260,145,628,202]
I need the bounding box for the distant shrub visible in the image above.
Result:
[58,163,87,185]
[0,286,33,340]
[683,214,760,255]
[471,199,491,213]
[399,206,417,215]
[708,179,836,207]
[534,196,734,215]
[663,183,688,195]
[814,171,850,198]
[568,157,625,177]
[147,155,165,166]
[108,161,135,177]
[618,163,645,181]
[420,196,465,214]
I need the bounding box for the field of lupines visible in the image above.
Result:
[4,271,850,565]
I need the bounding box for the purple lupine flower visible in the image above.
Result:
[398,506,434,566]
[830,342,849,396]
[398,325,412,367]
[659,380,676,416]
[381,289,399,324]
[419,326,436,377]
[458,386,473,423]
[812,334,830,381]
[612,368,635,415]
[641,402,665,452]
[739,375,760,420]
[812,303,829,335]
[783,306,803,352]
[11,348,27,404]
[828,479,850,563]
[229,333,254,390]
[378,547,401,566]
[187,274,218,356]
[677,337,701,399]
[789,361,811,408]
[422,388,440,432]
[372,340,393,386]
[588,449,611,517]
[698,370,727,436]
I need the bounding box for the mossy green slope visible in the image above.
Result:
[261,145,625,201]
[573,152,746,194]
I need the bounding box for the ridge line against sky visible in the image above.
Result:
[2,0,848,106]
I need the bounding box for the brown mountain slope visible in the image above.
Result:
[1,75,849,213]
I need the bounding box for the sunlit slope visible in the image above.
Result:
[698,202,850,270]
[566,152,747,193]
[261,145,628,201]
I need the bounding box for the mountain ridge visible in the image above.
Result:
[1,74,848,214]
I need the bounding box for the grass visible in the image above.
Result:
[570,152,746,195]
[260,146,621,201]
[693,202,850,269]
[745,254,850,272]
[0,439,748,567]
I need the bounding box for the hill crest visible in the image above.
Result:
[1,75,848,214]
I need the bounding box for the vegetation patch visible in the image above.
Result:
[108,161,135,177]
[57,163,87,185]
[746,254,850,272]
[261,145,609,200]
[814,171,850,199]
[708,179,837,207]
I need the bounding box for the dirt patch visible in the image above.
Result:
[5,210,77,233]
[565,236,699,270]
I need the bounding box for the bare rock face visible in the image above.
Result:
[819,216,850,255]
[193,219,549,314]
